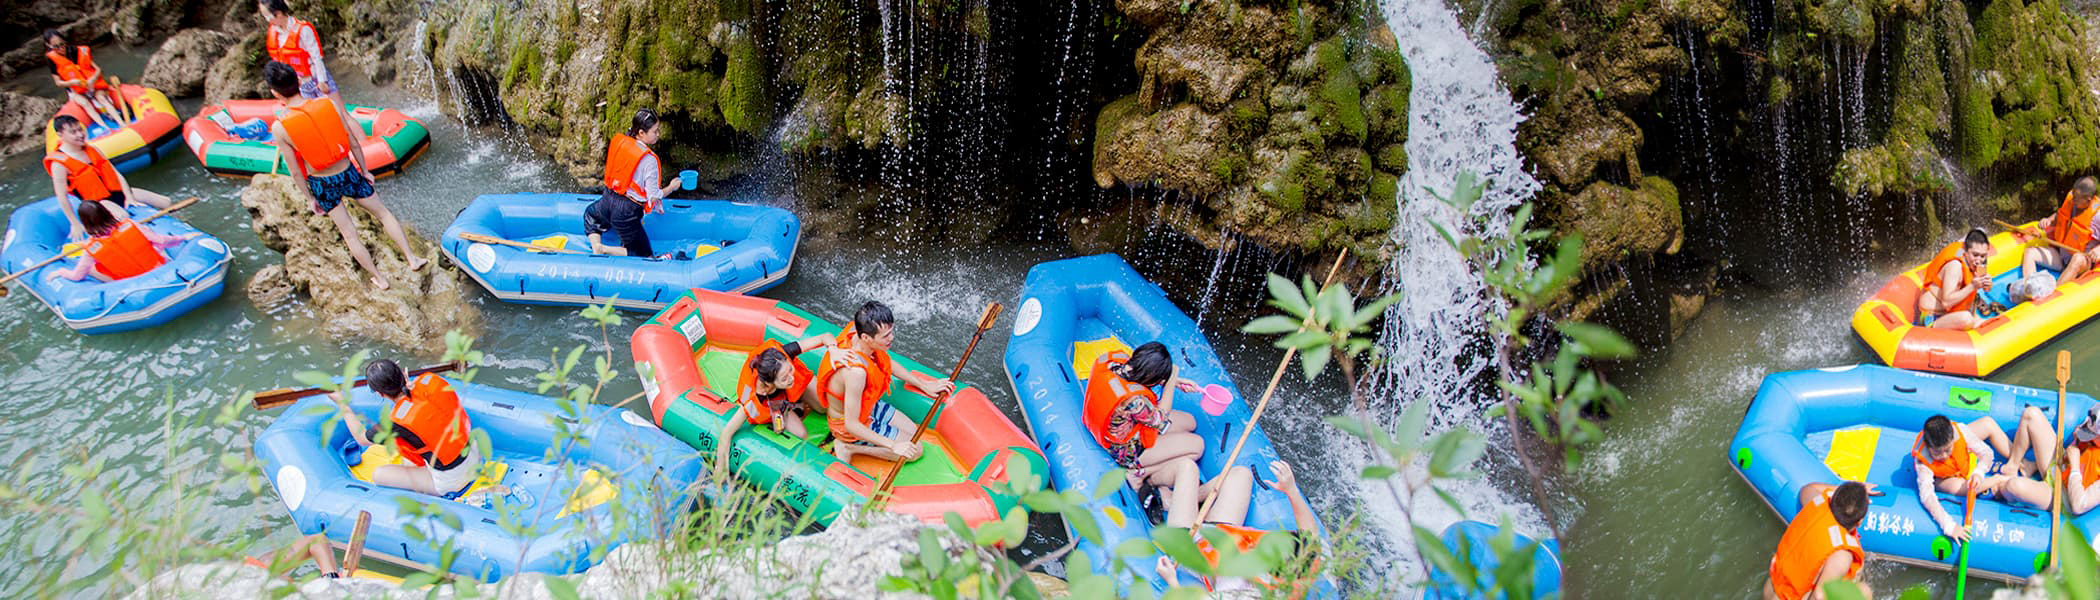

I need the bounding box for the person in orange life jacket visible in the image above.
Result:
[1912,414,2055,543]
[1153,461,1321,595]
[330,359,489,498]
[821,301,955,464]
[2061,405,2100,515]
[712,332,837,482]
[41,30,124,130]
[265,61,427,290]
[2016,177,2100,282]
[258,0,342,103]
[46,115,172,241]
[585,109,684,259]
[1764,481,1874,600]
[1917,228,1993,330]
[49,200,196,282]
[1083,343,1206,510]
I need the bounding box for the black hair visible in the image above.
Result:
[852,301,894,339]
[75,200,119,237]
[1922,415,1956,449]
[1963,228,1990,251]
[263,61,301,98]
[52,115,82,134]
[1118,342,1174,387]
[628,109,660,137]
[1831,481,1870,531]
[42,29,65,46]
[365,359,407,398]
[260,0,292,17]
[751,347,789,384]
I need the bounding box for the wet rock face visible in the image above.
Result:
[202,31,268,105]
[0,91,64,158]
[238,174,480,349]
[141,28,234,98]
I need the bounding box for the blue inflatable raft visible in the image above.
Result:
[441,193,799,311]
[254,378,707,581]
[1423,520,1563,600]
[1004,254,1333,596]
[1,197,228,334]
[1730,364,2100,583]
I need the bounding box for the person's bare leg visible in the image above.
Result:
[1968,418,2014,457]
[1204,466,1256,526]
[2065,251,2094,282]
[1138,433,1205,468]
[2025,246,2053,279]
[1141,456,1197,487]
[370,464,441,495]
[1931,311,1983,330]
[2003,476,2055,509]
[298,533,341,576]
[1162,461,1202,528]
[834,440,903,463]
[350,196,426,272]
[1164,410,1197,434]
[127,188,170,210]
[2014,407,2056,477]
[326,205,389,290]
[67,92,113,129]
[588,233,627,256]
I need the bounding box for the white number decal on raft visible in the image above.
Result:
[529,262,646,285]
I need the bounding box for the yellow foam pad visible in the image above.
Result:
[529,235,570,251]
[557,468,617,518]
[348,444,510,500]
[1071,337,1132,380]
[691,243,720,258]
[1102,505,1127,529]
[1823,426,1881,482]
[62,242,85,258]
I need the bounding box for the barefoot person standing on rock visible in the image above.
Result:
[264,61,425,289]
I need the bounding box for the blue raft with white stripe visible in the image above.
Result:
[1730,364,2100,583]
[255,378,706,581]
[1423,520,1563,599]
[440,193,799,311]
[1003,253,1334,596]
[1,197,229,334]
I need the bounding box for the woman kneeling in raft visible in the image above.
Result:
[46,115,172,241]
[1917,228,1993,330]
[1084,342,1206,506]
[264,61,426,290]
[49,201,196,282]
[712,332,837,481]
[585,109,684,259]
[330,359,489,499]
[820,301,954,464]
[1155,461,1322,596]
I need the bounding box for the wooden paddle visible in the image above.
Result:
[457,232,590,255]
[0,196,200,297]
[1993,219,2081,252]
[2053,350,2071,572]
[864,301,1003,512]
[250,361,462,410]
[343,510,371,577]
[106,76,135,123]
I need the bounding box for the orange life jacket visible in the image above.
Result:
[1911,425,1976,480]
[816,327,896,444]
[1192,524,1320,597]
[602,134,658,205]
[2050,191,2099,251]
[265,18,324,78]
[278,97,354,172]
[1767,488,1865,600]
[84,222,165,280]
[44,145,122,202]
[1921,241,1977,314]
[45,46,108,95]
[2067,441,2100,489]
[736,339,814,426]
[1083,350,1162,450]
[389,373,473,469]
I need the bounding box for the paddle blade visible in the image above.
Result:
[975,302,1004,331]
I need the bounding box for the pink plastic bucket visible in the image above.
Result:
[1200,384,1233,416]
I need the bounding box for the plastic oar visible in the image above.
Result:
[457,232,590,255]
[250,361,461,410]
[0,196,200,297]
[2054,350,2071,572]
[1993,219,2080,252]
[864,301,1003,513]
[343,510,371,577]
[1956,466,1979,597]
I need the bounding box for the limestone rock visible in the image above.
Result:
[141,29,235,98]
[203,32,268,105]
[245,263,296,309]
[0,91,65,158]
[238,174,479,349]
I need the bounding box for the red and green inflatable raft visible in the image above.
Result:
[631,289,1046,526]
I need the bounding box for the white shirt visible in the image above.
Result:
[624,153,662,205]
[1914,423,1995,533]
[271,21,333,85]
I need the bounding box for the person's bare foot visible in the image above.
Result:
[406,255,428,272]
[371,275,390,290]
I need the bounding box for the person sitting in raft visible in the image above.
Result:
[818,301,955,464]
[2059,405,2100,516]
[42,30,124,130]
[259,0,343,104]
[1917,228,1994,330]
[46,115,173,241]
[265,61,427,290]
[585,109,684,259]
[1154,460,1322,596]
[1764,481,1873,600]
[1082,342,1206,497]
[1913,414,2056,543]
[2016,177,2100,282]
[330,359,487,498]
[49,201,196,282]
[712,332,836,481]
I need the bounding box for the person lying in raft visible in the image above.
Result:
[47,115,173,241]
[585,109,684,259]
[818,301,953,464]
[259,0,343,105]
[329,359,488,499]
[1916,228,1993,330]
[1082,342,1206,505]
[1913,413,2056,543]
[48,201,196,282]
[712,332,836,481]
[2060,405,2100,516]
[265,61,426,290]
[42,30,124,130]
[1153,460,1321,596]
[2015,177,2100,282]
[1764,481,1873,600]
